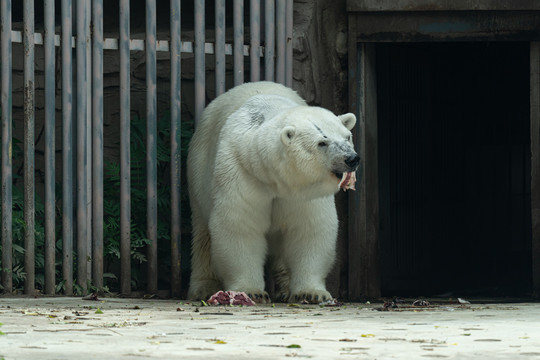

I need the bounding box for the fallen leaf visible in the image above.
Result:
[214,340,227,344]
[361,334,375,338]
[95,308,104,314]
[286,344,301,348]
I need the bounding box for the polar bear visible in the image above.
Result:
[187,81,359,303]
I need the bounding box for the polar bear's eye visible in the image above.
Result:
[318,141,328,147]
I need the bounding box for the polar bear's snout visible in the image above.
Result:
[330,142,360,173]
[333,150,360,191]
[345,154,361,170]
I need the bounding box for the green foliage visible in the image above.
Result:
[101,112,192,291]
[11,186,49,289]
[1,111,193,294]
[0,139,53,291]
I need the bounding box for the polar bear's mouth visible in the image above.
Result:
[336,171,356,191]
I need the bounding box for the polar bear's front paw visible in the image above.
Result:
[243,290,271,304]
[289,290,332,304]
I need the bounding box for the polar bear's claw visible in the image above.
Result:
[276,292,290,303]
[245,291,271,304]
[290,290,332,304]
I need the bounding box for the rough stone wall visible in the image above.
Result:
[292,0,350,114]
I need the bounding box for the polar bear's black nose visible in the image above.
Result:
[345,154,361,169]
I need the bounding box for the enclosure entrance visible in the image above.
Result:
[377,42,532,297]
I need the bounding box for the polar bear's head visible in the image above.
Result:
[279,107,359,197]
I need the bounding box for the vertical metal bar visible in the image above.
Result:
[1,0,13,294]
[146,0,158,294]
[215,0,226,96]
[233,0,244,86]
[276,0,286,85]
[23,0,35,295]
[44,0,56,296]
[76,0,89,295]
[264,0,275,81]
[194,0,205,125]
[170,0,182,298]
[62,0,74,296]
[250,0,260,82]
[85,0,93,285]
[92,0,104,292]
[119,0,131,296]
[285,0,293,87]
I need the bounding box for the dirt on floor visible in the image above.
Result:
[1,296,540,359]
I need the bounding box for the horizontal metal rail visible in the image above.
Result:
[11,30,262,55]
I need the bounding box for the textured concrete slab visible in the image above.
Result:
[1,297,539,359]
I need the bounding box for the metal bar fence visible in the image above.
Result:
[215,0,226,96]
[265,0,275,81]
[0,0,293,296]
[61,0,74,296]
[1,0,12,293]
[170,0,182,298]
[194,0,205,126]
[250,0,261,82]
[276,0,286,85]
[119,0,131,296]
[76,0,89,295]
[286,0,293,88]
[234,0,244,86]
[23,0,35,295]
[44,0,56,296]
[146,0,158,294]
[92,0,104,293]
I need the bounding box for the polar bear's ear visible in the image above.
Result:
[338,113,356,131]
[281,126,296,146]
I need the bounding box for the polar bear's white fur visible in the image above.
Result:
[187,81,359,303]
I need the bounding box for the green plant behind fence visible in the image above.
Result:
[0,112,193,294]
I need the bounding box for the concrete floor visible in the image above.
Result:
[0,297,539,359]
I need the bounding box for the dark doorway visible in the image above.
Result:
[377,42,532,297]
